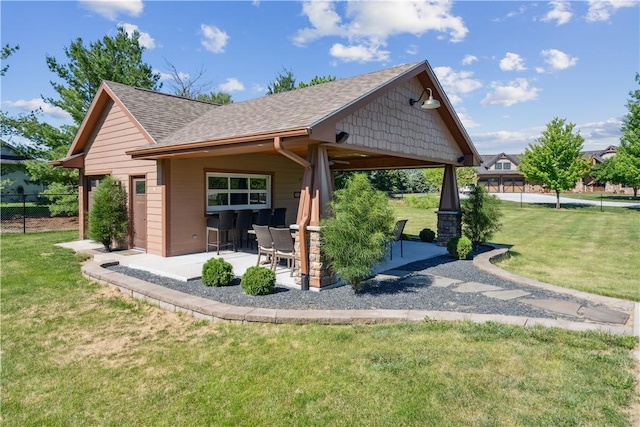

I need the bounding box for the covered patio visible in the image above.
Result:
[62,239,448,289]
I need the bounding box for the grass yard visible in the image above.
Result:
[392,198,640,301]
[1,231,639,426]
[560,192,639,203]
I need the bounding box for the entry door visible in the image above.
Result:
[132,177,147,249]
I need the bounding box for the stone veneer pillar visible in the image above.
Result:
[436,210,461,246]
[291,225,337,289]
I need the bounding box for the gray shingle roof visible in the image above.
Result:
[104,81,219,143]
[155,62,422,147]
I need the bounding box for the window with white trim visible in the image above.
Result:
[206,172,270,212]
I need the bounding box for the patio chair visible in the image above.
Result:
[388,219,408,260]
[253,224,275,268]
[206,210,236,255]
[269,227,295,276]
[270,207,287,228]
[255,208,273,226]
[234,209,254,249]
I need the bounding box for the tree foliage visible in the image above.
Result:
[594,74,640,197]
[88,176,128,251]
[422,167,477,192]
[267,68,337,94]
[518,117,590,209]
[163,60,233,104]
[460,185,502,249]
[320,173,395,290]
[197,91,233,105]
[45,27,161,125]
[1,43,19,76]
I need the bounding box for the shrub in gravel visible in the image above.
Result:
[419,228,436,243]
[241,266,275,296]
[447,236,473,260]
[202,258,234,287]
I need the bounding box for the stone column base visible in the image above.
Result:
[436,210,461,246]
[292,225,337,289]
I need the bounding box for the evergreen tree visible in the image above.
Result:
[518,117,590,209]
[461,185,502,249]
[88,176,128,251]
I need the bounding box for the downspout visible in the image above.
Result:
[274,137,312,290]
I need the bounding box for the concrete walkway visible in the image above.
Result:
[58,240,639,337]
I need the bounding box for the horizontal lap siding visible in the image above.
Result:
[84,101,163,255]
[337,78,462,163]
[168,154,303,256]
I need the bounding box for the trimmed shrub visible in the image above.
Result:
[241,266,275,296]
[419,228,436,243]
[320,173,395,291]
[88,176,128,251]
[202,258,234,287]
[447,236,473,260]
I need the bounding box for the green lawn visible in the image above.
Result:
[392,199,640,301]
[560,192,639,202]
[2,231,638,426]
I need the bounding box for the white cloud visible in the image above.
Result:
[118,23,155,49]
[154,70,189,82]
[577,118,622,141]
[586,0,637,22]
[541,49,578,70]
[293,0,468,63]
[481,79,540,107]
[251,83,267,94]
[2,98,72,120]
[79,0,143,21]
[455,107,479,129]
[405,44,419,55]
[200,24,229,53]
[499,52,527,71]
[433,66,483,105]
[219,78,245,93]
[462,54,478,65]
[493,5,528,22]
[535,66,546,74]
[542,1,573,25]
[329,43,390,63]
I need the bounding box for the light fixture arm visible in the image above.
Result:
[409,87,441,110]
[409,88,432,106]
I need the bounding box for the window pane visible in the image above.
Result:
[230,193,248,205]
[250,192,267,205]
[250,178,267,190]
[135,180,146,194]
[495,163,502,170]
[503,163,511,170]
[208,193,228,206]
[208,176,228,190]
[230,177,248,189]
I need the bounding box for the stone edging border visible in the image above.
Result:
[81,248,638,337]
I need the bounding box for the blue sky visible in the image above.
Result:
[1,0,638,154]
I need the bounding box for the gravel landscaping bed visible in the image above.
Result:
[107,252,602,322]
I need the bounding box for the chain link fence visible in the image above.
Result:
[1,193,79,234]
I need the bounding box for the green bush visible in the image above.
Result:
[320,173,395,291]
[447,236,473,260]
[403,194,440,209]
[201,258,234,287]
[419,228,436,242]
[88,176,128,251]
[241,266,275,296]
[461,185,503,248]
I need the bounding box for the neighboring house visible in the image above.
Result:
[476,146,628,194]
[53,60,481,289]
[0,142,46,195]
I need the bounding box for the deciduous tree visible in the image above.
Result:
[594,73,640,197]
[518,117,590,209]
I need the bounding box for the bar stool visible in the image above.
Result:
[206,210,236,254]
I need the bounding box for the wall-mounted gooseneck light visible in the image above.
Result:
[409,87,441,110]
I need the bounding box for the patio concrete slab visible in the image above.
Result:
[582,306,630,325]
[483,289,531,301]
[520,298,582,317]
[452,282,503,293]
[56,239,103,252]
[380,269,413,278]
